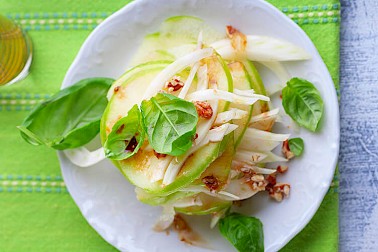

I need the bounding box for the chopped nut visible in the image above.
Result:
[268,183,290,202]
[270,191,283,201]
[265,173,277,187]
[282,140,295,160]
[239,168,267,191]
[249,180,268,191]
[165,76,184,92]
[202,175,219,192]
[194,101,213,119]
[113,86,120,93]
[277,165,288,173]
[226,25,238,36]
[154,150,167,159]
[251,174,265,183]
[226,25,247,51]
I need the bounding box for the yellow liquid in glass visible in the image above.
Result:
[0,15,32,86]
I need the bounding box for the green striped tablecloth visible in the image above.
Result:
[0,0,340,251]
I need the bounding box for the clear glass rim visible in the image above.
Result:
[0,20,33,86]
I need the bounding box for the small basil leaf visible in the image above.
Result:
[288,137,304,156]
[282,78,324,132]
[219,212,264,252]
[104,104,145,160]
[18,77,114,150]
[141,93,198,156]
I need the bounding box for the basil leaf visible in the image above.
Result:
[288,137,304,156]
[141,93,198,156]
[104,104,145,160]
[282,78,324,132]
[219,212,264,252]
[18,78,114,150]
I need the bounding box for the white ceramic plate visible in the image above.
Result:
[60,0,340,251]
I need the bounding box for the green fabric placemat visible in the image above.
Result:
[0,0,340,251]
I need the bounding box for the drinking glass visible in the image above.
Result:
[0,14,32,86]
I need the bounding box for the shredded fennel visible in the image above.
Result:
[63,147,105,167]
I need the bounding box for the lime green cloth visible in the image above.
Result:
[0,0,340,251]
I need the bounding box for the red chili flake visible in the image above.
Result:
[202,175,219,192]
[125,137,138,152]
[279,94,283,99]
[194,101,213,119]
[154,150,167,159]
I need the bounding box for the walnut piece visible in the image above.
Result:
[202,175,219,192]
[194,101,213,119]
[165,76,184,92]
[268,183,290,202]
[277,165,289,173]
[282,140,295,160]
[243,171,267,191]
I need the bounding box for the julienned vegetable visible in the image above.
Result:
[18,15,325,252]
[18,77,114,149]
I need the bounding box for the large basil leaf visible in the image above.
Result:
[288,137,304,156]
[18,78,114,150]
[282,78,324,132]
[141,93,198,156]
[104,104,145,160]
[219,212,264,252]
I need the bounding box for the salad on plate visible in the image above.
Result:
[18,16,324,252]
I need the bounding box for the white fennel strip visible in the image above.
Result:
[234,150,287,163]
[195,64,209,91]
[214,108,248,125]
[239,128,290,152]
[153,205,175,231]
[233,88,256,97]
[143,48,213,99]
[180,186,241,201]
[211,35,311,62]
[178,63,199,99]
[207,123,238,142]
[178,32,205,99]
[187,89,269,105]
[260,61,291,85]
[250,108,280,123]
[245,127,290,141]
[63,147,105,167]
